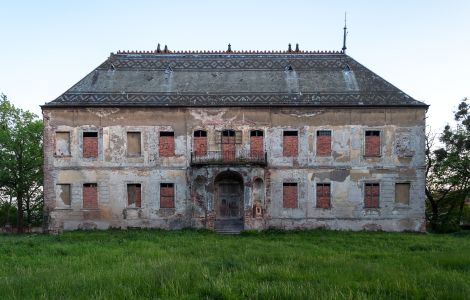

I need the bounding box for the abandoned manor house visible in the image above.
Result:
[42,43,428,233]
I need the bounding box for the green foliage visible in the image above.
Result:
[0,94,43,229]
[0,230,470,299]
[426,98,470,232]
[0,202,17,226]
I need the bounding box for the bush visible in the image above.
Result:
[0,202,17,226]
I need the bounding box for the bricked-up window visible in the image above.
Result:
[159,131,175,157]
[127,184,142,208]
[193,130,207,156]
[250,130,264,157]
[283,131,298,157]
[55,132,71,156]
[83,183,98,209]
[83,132,98,158]
[316,183,331,209]
[395,183,410,205]
[364,183,380,208]
[221,130,237,161]
[127,132,141,156]
[283,182,298,208]
[316,130,332,156]
[57,184,71,206]
[365,130,381,157]
[160,183,175,208]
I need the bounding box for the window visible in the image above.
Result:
[221,130,237,161]
[316,130,331,156]
[160,183,175,208]
[283,182,298,208]
[395,183,410,205]
[159,131,175,157]
[365,130,381,157]
[83,183,98,209]
[316,183,331,209]
[127,184,142,208]
[55,132,71,156]
[83,132,98,158]
[283,131,298,157]
[127,132,141,156]
[193,130,207,156]
[364,183,380,208]
[250,130,264,157]
[218,129,242,144]
[57,184,71,206]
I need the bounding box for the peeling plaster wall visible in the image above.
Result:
[43,106,426,232]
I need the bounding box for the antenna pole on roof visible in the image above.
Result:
[342,12,348,53]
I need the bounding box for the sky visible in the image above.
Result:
[1,0,469,132]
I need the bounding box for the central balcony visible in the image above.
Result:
[190,150,267,166]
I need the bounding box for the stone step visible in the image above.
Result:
[214,219,244,234]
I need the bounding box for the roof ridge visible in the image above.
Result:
[115,50,344,55]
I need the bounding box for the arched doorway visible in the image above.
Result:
[214,171,244,220]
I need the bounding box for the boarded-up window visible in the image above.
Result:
[83,132,98,158]
[159,131,175,157]
[316,183,331,209]
[316,130,331,156]
[364,183,380,208]
[250,130,264,158]
[222,130,236,161]
[283,182,298,208]
[160,183,175,208]
[395,183,410,205]
[83,183,98,209]
[365,130,381,157]
[193,130,207,156]
[57,184,71,206]
[127,132,141,156]
[127,184,142,208]
[283,131,298,157]
[55,132,70,156]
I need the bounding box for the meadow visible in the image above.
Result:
[0,229,469,299]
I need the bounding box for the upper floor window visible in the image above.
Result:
[83,132,98,158]
[283,131,298,157]
[365,130,381,157]
[316,130,331,156]
[159,131,175,157]
[127,132,141,157]
[55,132,71,156]
[193,130,207,156]
[250,130,264,157]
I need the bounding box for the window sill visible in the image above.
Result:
[81,208,99,211]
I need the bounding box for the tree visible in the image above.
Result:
[0,94,43,232]
[426,98,470,232]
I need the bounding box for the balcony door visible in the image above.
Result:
[222,130,236,161]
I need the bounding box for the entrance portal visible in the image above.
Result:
[214,171,243,220]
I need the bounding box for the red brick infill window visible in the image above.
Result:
[283,182,298,208]
[283,131,298,157]
[365,130,381,157]
[316,130,331,156]
[83,132,98,158]
[316,183,331,209]
[364,183,380,208]
[83,183,98,209]
[193,130,207,156]
[160,183,175,208]
[222,130,236,161]
[160,132,175,157]
[250,130,264,158]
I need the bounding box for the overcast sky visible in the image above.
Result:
[1,0,469,132]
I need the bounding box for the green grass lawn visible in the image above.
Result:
[1,229,469,299]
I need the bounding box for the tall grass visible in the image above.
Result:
[1,229,469,299]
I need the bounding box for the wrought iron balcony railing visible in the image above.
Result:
[191,150,267,166]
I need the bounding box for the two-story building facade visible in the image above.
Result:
[42,48,428,233]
